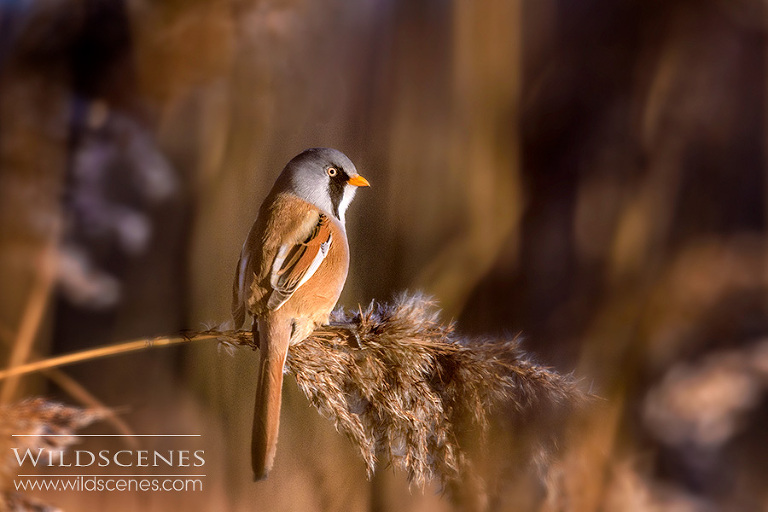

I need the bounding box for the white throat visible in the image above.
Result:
[337,185,357,225]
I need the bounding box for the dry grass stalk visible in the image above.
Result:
[0,233,58,404]
[0,335,223,381]
[40,370,136,444]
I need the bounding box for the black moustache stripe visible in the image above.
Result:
[328,171,349,220]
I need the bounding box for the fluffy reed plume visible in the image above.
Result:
[0,294,585,494]
[222,293,588,489]
[0,399,108,464]
[1,399,109,512]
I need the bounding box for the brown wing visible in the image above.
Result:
[267,213,333,310]
[232,195,327,327]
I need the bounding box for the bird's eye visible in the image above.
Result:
[327,167,338,177]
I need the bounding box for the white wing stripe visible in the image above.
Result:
[294,236,331,291]
[267,234,332,311]
[269,246,288,290]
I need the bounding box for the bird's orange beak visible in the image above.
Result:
[347,174,370,187]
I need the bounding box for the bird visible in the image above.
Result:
[231,147,370,480]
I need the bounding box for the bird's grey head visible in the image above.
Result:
[276,147,370,224]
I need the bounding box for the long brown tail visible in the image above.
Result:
[251,316,292,480]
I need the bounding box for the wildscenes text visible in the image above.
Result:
[15,476,203,492]
[13,449,206,468]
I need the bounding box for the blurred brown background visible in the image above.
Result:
[1,0,767,510]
